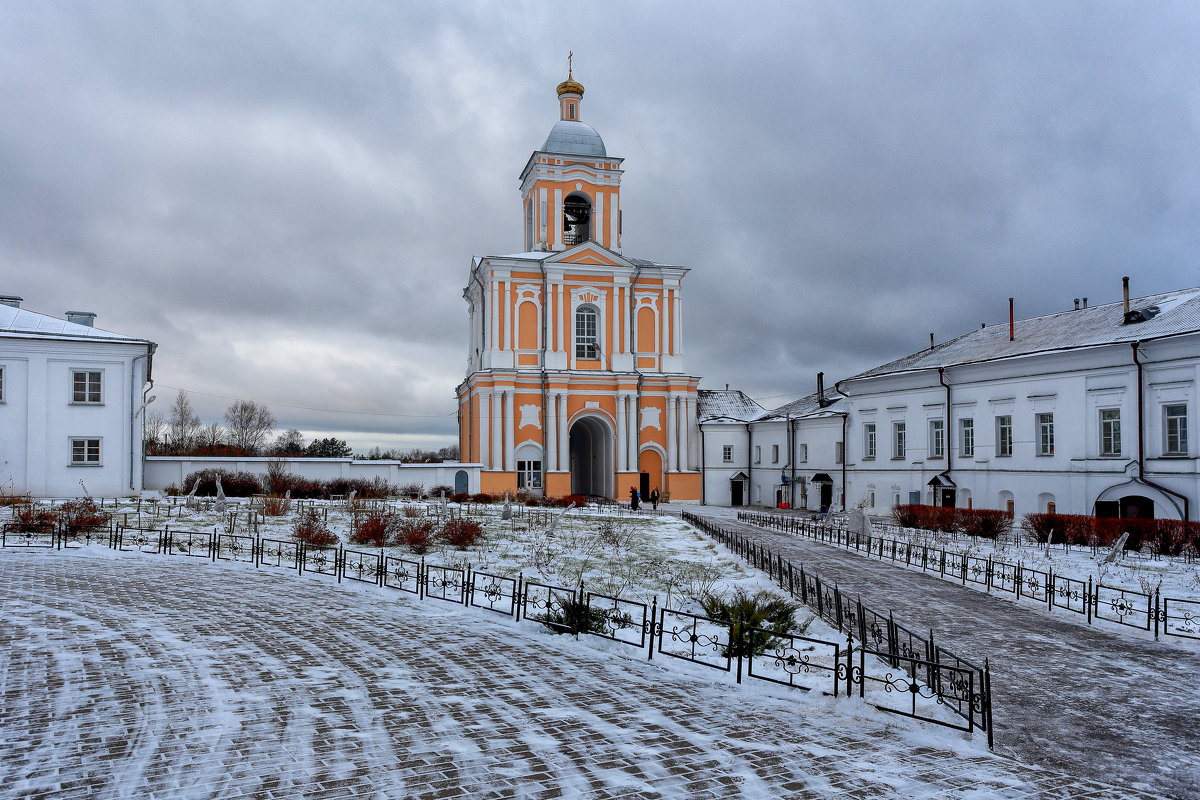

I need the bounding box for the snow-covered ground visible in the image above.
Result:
[0,537,1152,799]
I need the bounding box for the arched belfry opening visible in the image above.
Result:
[563,193,591,246]
[568,415,613,498]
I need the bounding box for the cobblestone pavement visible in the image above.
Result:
[0,548,1157,800]
[695,509,1200,800]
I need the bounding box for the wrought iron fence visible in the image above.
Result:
[2,515,999,747]
[734,510,1186,642]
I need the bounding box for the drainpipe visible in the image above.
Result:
[939,367,952,498]
[788,413,796,507]
[539,259,549,495]
[746,421,753,507]
[699,424,707,505]
[839,412,848,511]
[630,264,644,481]
[1132,341,1190,521]
[129,343,156,493]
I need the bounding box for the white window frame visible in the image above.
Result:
[1099,408,1121,457]
[1037,413,1054,456]
[1165,404,1188,456]
[71,369,103,404]
[863,423,876,460]
[0,365,4,403]
[771,444,779,463]
[892,421,906,460]
[835,441,844,464]
[70,437,102,466]
[517,459,542,489]
[722,445,733,463]
[754,445,761,464]
[574,305,599,360]
[960,418,974,458]
[929,419,944,459]
[798,443,808,463]
[996,415,1012,457]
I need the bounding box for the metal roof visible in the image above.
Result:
[697,389,766,422]
[0,304,149,344]
[760,390,842,420]
[541,120,607,157]
[845,286,1200,382]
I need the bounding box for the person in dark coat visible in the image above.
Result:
[650,488,660,510]
[629,486,639,510]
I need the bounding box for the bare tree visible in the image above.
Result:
[165,390,202,454]
[272,428,307,456]
[143,409,166,455]
[196,421,227,450]
[224,399,276,455]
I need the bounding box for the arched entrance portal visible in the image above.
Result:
[568,415,614,498]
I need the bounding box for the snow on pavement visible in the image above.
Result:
[0,547,1152,799]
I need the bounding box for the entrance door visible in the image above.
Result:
[940,489,956,508]
[639,472,650,500]
[730,480,744,507]
[568,416,614,498]
[1120,495,1154,519]
[819,483,833,512]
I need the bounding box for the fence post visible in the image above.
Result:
[647,596,658,661]
[515,573,523,622]
[337,547,344,584]
[815,574,823,618]
[857,599,866,646]
[984,658,994,750]
[465,565,473,605]
[799,567,808,605]
[1154,589,1160,640]
[834,585,843,632]
[1086,575,1092,625]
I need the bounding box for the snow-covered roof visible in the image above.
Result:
[541,120,606,157]
[490,250,680,270]
[697,389,766,422]
[846,286,1200,383]
[760,390,842,421]
[0,303,150,344]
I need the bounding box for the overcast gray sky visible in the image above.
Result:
[4,1,1199,452]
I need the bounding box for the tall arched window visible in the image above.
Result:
[575,305,599,359]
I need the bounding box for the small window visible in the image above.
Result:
[960,418,974,457]
[575,305,599,359]
[835,442,844,464]
[71,437,102,466]
[0,365,4,403]
[754,445,761,464]
[72,370,102,404]
[892,421,906,460]
[929,419,944,459]
[1099,409,1121,456]
[1047,501,1056,514]
[863,423,876,460]
[722,445,733,463]
[1037,413,1054,456]
[1165,404,1188,455]
[798,443,808,463]
[517,460,542,489]
[771,444,779,463]
[996,415,1013,457]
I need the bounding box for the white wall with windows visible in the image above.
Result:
[0,304,155,497]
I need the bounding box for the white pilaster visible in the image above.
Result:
[557,393,568,469]
[666,394,677,472]
[616,394,627,471]
[504,391,515,471]
[490,391,502,470]
[595,191,604,246]
[546,394,557,471]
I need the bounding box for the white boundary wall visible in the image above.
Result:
[145,457,481,495]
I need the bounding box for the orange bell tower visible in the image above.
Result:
[457,60,702,502]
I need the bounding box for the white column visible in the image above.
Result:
[616,286,624,353]
[504,391,515,471]
[502,283,512,351]
[552,281,560,351]
[553,188,562,249]
[666,394,676,472]
[616,394,627,471]
[546,394,557,471]
[628,396,638,472]
[491,391,503,470]
[488,280,497,351]
[557,393,568,470]
[595,191,604,246]
[659,294,668,360]
[611,193,619,251]
[674,290,683,354]
[681,395,691,470]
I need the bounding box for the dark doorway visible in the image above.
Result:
[454,470,468,495]
[730,480,744,507]
[940,489,956,508]
[568,416,613,498]
[639,472,650,500]
[819,482,833,512]
[1120,495,1154,519]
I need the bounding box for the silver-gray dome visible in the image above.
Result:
[541,120,607,157]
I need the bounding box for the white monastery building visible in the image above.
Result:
[0,296,156,498]
[704,281,1200,522]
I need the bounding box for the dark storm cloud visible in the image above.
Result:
[3,1,1199,444]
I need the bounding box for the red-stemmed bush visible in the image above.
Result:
[57,498,111,532]
[395,517,436,554]
[440,518,484,549]
[470,492,494,504]
[351,510,391,547]
[11,504,56,532]
[292,509,338,548]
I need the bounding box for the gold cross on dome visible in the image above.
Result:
[568,51,573,79]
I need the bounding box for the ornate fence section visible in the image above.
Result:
[737,511,1182,641]
[686,512,993,744]
[2,515,996,747]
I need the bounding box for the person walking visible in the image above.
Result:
[650,488,660,510]
[629,486,639,510]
